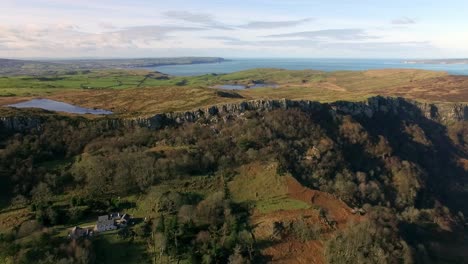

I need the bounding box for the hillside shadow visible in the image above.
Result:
[351,99,468,214]
[288,105,398,207]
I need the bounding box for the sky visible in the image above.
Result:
[1,0,468,58]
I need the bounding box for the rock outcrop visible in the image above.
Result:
[332,97,468,123]
[127,97,467,129]
[1,97,466,132]
[0,115,44,131]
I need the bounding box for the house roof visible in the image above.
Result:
[98,215,109,221]
[97,213,130,224]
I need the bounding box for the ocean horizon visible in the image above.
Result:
[149,58,468,76]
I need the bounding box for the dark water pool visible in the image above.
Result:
[7,99,113,115]
[216,84,247,90]
[216,84,279,90]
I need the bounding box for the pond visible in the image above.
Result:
[216,84,247,90]
[216,84,279,90]
[7,99,113,115]
[250,83,279,88]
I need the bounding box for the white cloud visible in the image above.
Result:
[0,2,462,58]
[0,24,208,54]
[164,11,233,30]
[238,18,313,29]
[98,22,117,30]
[264,29,379,41]
[391,17,416,25]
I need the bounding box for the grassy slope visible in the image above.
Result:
[228,162,310,214]
[241,69,450,102]
[94,230,149,264]
[228,162,366,263]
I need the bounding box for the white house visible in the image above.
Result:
[95,215,118,232]
[94,213,131,232]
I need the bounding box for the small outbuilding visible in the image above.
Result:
[69,226,92,239]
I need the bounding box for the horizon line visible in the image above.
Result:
[2,56,468,61]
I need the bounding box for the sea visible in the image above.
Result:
[148,58,468,76]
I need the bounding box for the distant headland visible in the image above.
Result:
[404,58,468,64]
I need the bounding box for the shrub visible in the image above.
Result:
[290,217,321,242]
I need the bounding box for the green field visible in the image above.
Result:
[0,70,170,97]
[0,68,327,96]
[0,67,447,97]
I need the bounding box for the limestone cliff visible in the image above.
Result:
[127,97,467,129]
[1,97,466,132]
[0,115,44,131]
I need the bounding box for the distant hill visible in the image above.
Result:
[0,57,225,76]
[0,58,58,74]
[404,58,468,64]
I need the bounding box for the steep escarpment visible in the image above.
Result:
[126,96,468,130]
[1,96,467,132]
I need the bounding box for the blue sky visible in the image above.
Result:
[1,0,468,58]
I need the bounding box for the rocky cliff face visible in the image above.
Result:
[0,115,44,131]
[332,97,468,123]
[127,97,467,129]
[1,97,467,132]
